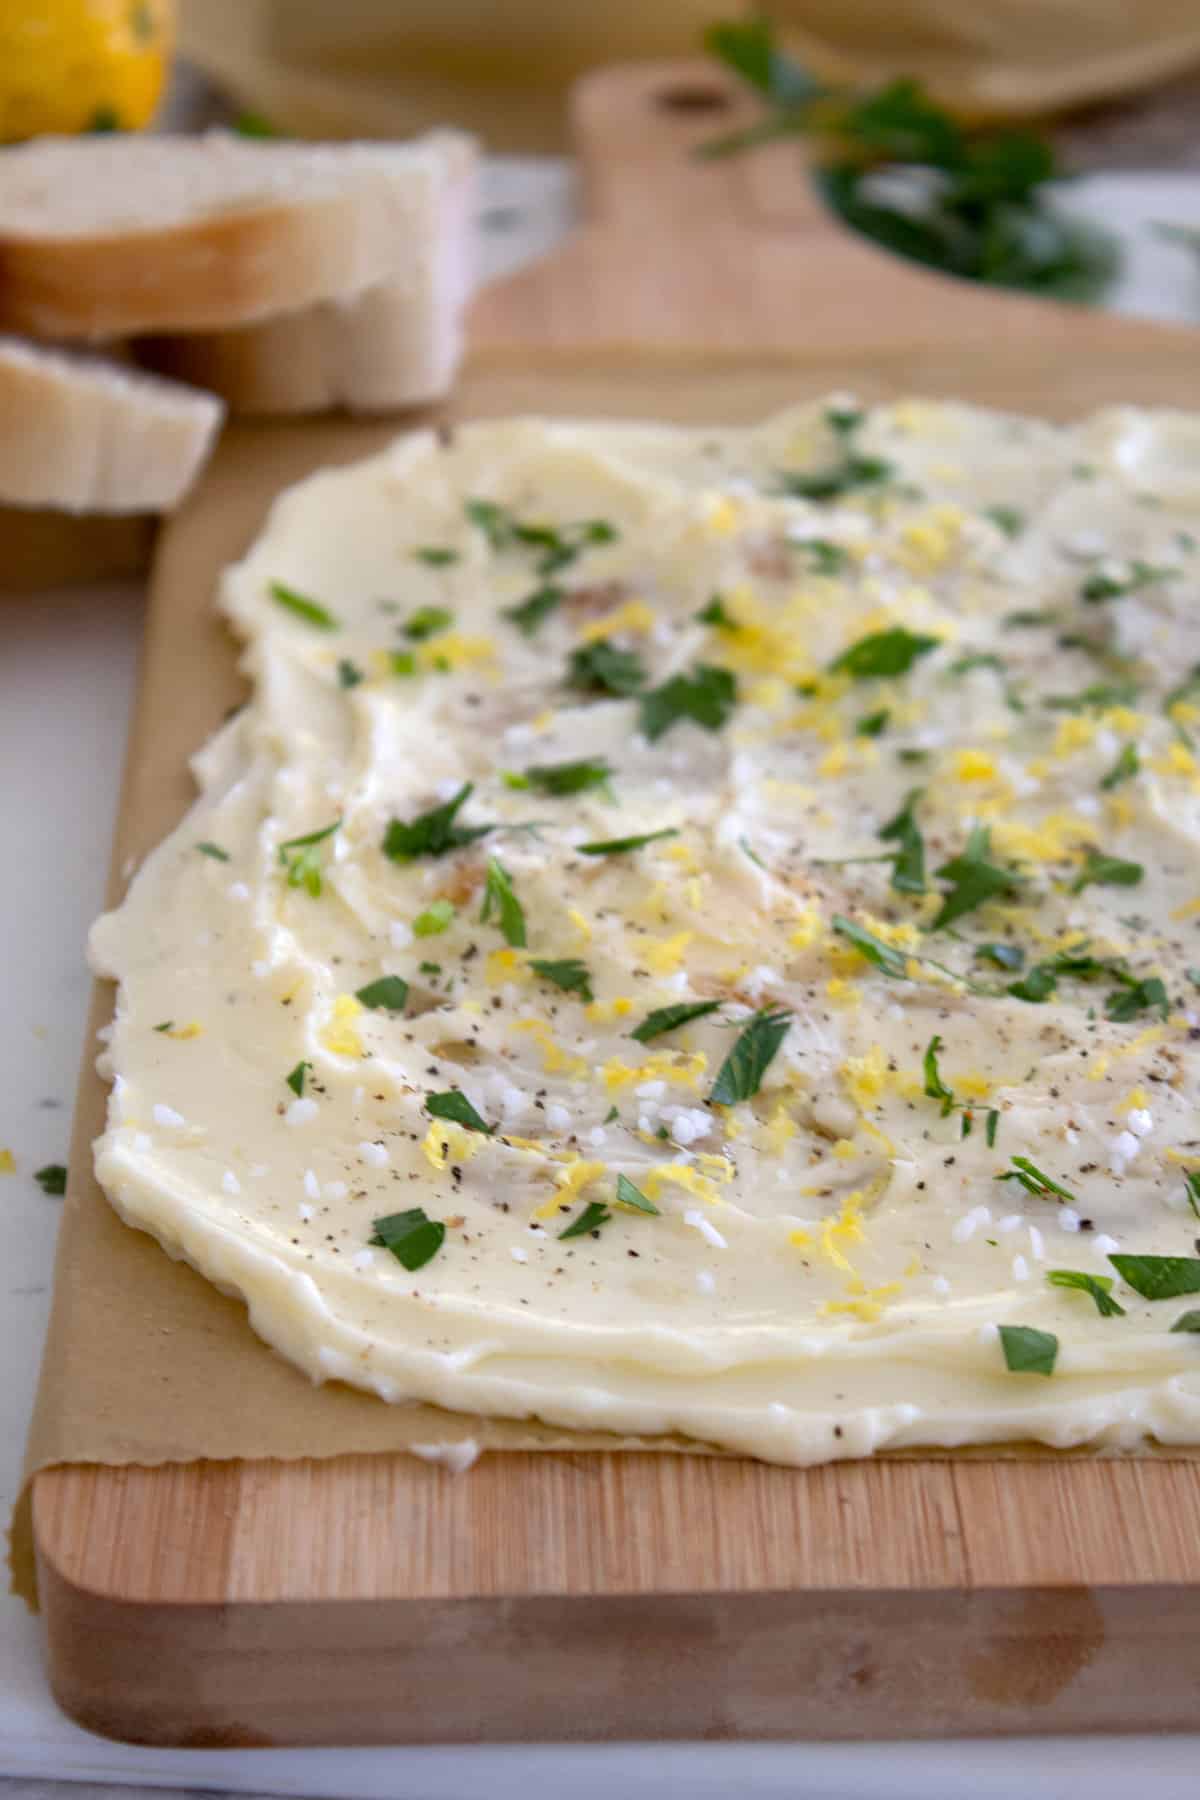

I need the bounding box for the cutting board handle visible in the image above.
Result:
[570,56,830,236]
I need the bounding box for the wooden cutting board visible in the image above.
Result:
[31,60,1200,1748]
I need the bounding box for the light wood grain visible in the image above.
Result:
[32,58,1200,1747]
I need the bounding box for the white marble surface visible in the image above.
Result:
[5,159,1200,1796]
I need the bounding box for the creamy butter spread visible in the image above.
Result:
[90,399,1200,1464]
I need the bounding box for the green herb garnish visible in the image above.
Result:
[480,858,526,948]
[1044,681,1138,713]
[559,1200,612,1239]
[1047,1269,1125,1317]
[567,640,648,697]
[1105,975,1168,1023]
[467,500,617,575]
[383,784,492,861]
[576,828,679,856]
[984,505,1025,538]
[370,1207,445,1271]
[615,1173,659,1215]
[503,585,564,636]
[1070,848,1143,895]
[1100,743,1140,790]
[403,605,453,641]
[426,1090,493,1135]
[1109,1255,1200,1301]
[697,595,737,628]
[278,819,340,896]
[931,826,1023,930]
[879,788,926,894]
[1171,1310,1200,1333]
[856,708,890,737]
[831,914,910,979]
[269,580,338,630]
[337,659,364,689]
[639,664,738,742]
[985,1109,1000,1147]
[413,899,455,936]
[34,1164,67,1197]
[830,627,940,681]
[1081,561,1175,603]
[777,454,893,503]
[800,538,850,574]
[922,1034,956,1115]
[529,957,594,1002]
[285,1060,311,1097]
[389,650,417,677]
[976,942,1025,971]
[710,1008,791,1104]
[415,547,458,566]
[519,757,614,796]
[999,1324,1058,1376]
[996,1155,1075,1203]
[631,999,722,1043]
[196,841,230,862]
[355,976,409,1012]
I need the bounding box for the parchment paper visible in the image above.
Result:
[16,350,1200,1608]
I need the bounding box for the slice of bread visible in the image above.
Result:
[133,132,477,414]
[0,338,222,591]
[0,337,223,513]
[0,129,475,341]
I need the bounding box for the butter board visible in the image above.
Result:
[29,60,1200,1745]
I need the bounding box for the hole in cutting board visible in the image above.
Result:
[655,84,731,114]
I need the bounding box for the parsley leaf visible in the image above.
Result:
[560,1200,612,1239]
[370,1207,445,1272]
[639,664,738,742]
[567,640,648,696]
[931,825,1023,929]
[615,1173,659,1214]
[1110,1254,1200,1301]
[389,649,417,677]
[467,500,617,575]
[879,788,926,894]
[577,828,679,856]
[1081,560,1175,603]
[984,504,1025,538]
[1008,964,1058,1003]
[710,1008,791,1104]
[999,1324,1058,1376]
[414,546,458,565]
[337,659,364,689]
[529,957,594,1002]
[949,651,1006,678]
[480,858,526,947]
[403,605,453,641]
[1047,1269,1125,1317]
[413,899,455,936]
[1100,743,1140,790]
[856,707,890,737]
[830,627,940,680]
[799,538,850,574]
[426,1090,493,1134]
[697,595,736,628]
[922,1034,956,1115]
[777,453,893,502]
[519,757,614,796]
[503,585,564,636]
[631,999,722,1043]
[355,975,410,1012]
[34,1164,67,1197]
[383,784,493,861]
[1171,1310,1200,1333]
[996,1155,1075,1202]
[1104,975,1167,1023]
[269,580,338,630]
[1070,848,1143,895]
[196,840,230,862]
[285,1060,311,1097]
[278,819,340,897]
[1044,680,1138,714]
[831,914,910,979]
[986,1109,1000,1147]
[975,942,1025,971]
[1184,1170,1200,1219]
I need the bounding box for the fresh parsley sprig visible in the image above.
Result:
[383,784,493,862]
[278,820,340,897]
[710,1008,791,1104]
[370,1208,445,1271]
[480,858,526,948]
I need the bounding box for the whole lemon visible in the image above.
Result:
[0,0,175,142]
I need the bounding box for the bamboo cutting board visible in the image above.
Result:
[30,60,1200,1747]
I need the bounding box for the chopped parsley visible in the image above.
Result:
[777,412,893,501]
[855,708,890,738]
[466,499,617,575]
[414,546,458,565]
[797,538,850,574]
[696,595,736,628]
[503,585,563,636]
[998,1324,1058,1376]
[269,580,339,630]
[370,1207,445,1271]
[576,828,679,856]
[278,819,340,897]
[518,757,614,796]
[403,605,453,641]
[830,626,940,681]
[1007,963,1058,1003]
[567,640,648,696]
[355,975,410,1012]
[285,1060,311,1097]
[426,1090,493,1134]
[529,957,594,1002]
[831,914,910,979]
[559,1199,612,1239]
[34,1164,67,1197]
[949,651,1006,678]
[1047,1269,1125,1317]
[1171,1311,1200,1333]
[389,650,417,677]
[631,999,722,1043]
[1109,1254,1200,1300]
[413,899,455,936]
[975,942,1024,971]
[1069,848,1143,895]
[196,840,230,862]
[996,1155,1075,1203]
[153,1021,173,1033]
[931,826,1023,930]
[383,784,493,861]
[1044,680,1138,713]
[480,858,526,947]
[615,1173,659,1215]
[1105,975,1167,1023]
[1100,743,1140,790]
[985,1109,1001,1147]
[639,664,738,742]
[983,504,1025,538]
[1081,560,1175,603]
[922,1035,956,1115]
[1185,1170,1200,1219]
[1003,608,1058,629]
[879,788,926,894]
[337,659,364,689]
[710,1008,791,1104]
